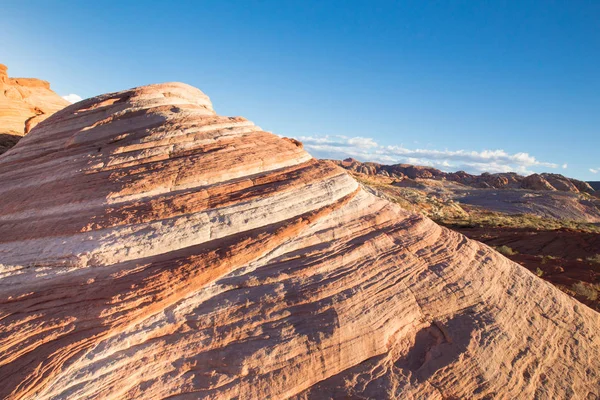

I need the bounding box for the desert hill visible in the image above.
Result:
[334,157,596,194]
[0,83,599,399]
[0,63,69,154]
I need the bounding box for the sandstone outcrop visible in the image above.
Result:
[539,173,595,194]
[521,173,557,191]
[541,173,581,193]
[0,63,69,154]
[1,83,599,399]
[333,158,597,194]
[572,179,596,194]
[451,226,600,311]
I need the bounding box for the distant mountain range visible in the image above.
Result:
[332,157,597,195]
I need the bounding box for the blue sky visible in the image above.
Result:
[1,1,599,179]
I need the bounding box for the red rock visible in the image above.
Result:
[333,159,596,194]
[0,63,69,154]
[570,178,596,194]
[522,173,556,191]
[0,83,598,399]
[542,173,581,193]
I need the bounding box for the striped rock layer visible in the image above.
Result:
[0,63,69,137]
[0,83,598,399]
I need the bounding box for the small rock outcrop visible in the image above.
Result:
[521,173,556,191]
[536,173,595,194]
[0,83,599,399]
[542,173,581,193]
[0,63,69,154]
[571,179,596,194]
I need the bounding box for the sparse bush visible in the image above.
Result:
[572,282,599,301]
[496,245,517,256]
[535,267,544,277]
[541,255,557,264]
[586,254,600,264]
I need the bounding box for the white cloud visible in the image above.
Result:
[62,94,83,104]
[562,163,568,169]
[347,137,378,149]
[590,168,599,174]
[296,134,562,175]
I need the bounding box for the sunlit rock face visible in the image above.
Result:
[0,83,598,400]
[334,158,597,194]
[0,63,69,135]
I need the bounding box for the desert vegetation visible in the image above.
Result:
[571,282,599,301]
[495,245,517,256]
[587,254,600,264]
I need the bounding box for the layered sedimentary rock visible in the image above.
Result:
[334,158,597,194]
[521,173,558,191]
[1,83,599,399]
[0,63,69,154]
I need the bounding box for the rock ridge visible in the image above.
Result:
[334,157,596,194]
[0,83,598,399]
[0,63,69,154]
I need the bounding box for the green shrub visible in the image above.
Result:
[496,245,517,256]
[541,255,557,264]
[572,282,599,301]
[586,254,600,264]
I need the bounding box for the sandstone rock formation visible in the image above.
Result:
[521,173,557,191]
[0,63,69,154]
[451,226,600,311]
[1,83,599,399]
[540,173,595,194]
[334,158,597,194]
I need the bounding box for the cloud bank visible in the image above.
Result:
[297,134,562,175]
[62,94,83,104]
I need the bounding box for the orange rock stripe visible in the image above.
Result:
[0,187,359,400]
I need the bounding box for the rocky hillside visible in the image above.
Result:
[334,158,596,194]
[0,63,69,154]
[347,169,600,311]
[0,83,599,399]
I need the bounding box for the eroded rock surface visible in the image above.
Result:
[0,83,599,399]
[334,158,597,194]
[0,63,69,154]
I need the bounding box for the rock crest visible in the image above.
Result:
[0,63,69,154]
[0,83,599,399]
[334,158,597,194]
